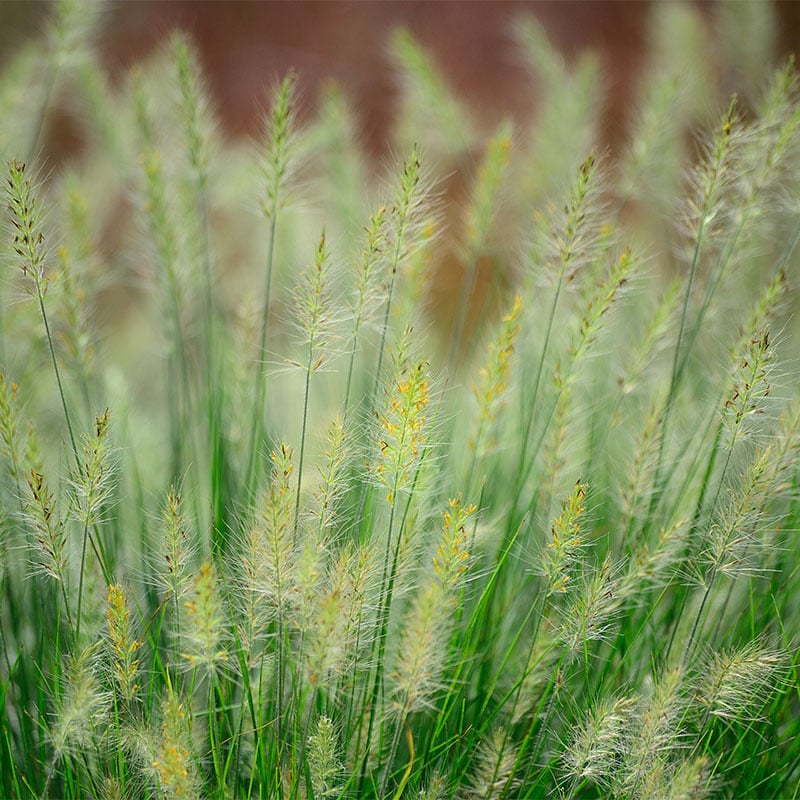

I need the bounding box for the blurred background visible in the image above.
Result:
[2,0,799,372]
[2,0,800,164]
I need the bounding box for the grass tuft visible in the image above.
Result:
[1,6,800,797]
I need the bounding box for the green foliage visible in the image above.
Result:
[2,3,800,798]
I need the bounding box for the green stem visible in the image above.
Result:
[359,493,400,792]
[247,208,279,505]
[294,342,315,543]
[380,704,408,799]
[74,519,91,642]
[343,322,362,417]
[511,266,566,519]
[36,288,79,469]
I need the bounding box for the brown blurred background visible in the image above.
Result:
[2,0,800,161]
[3,0,800,352]
[102,0,654,156]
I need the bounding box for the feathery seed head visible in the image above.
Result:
[513,14,604,204]
[106,583,141,703]
[620,72,685,206]
[559,247,635,391]
[311,415,348,535]
[377,146,437,324]
[418,773,448,800]
[172,32,214,184]
[465,728,520,800]
[350,206,388,326]
[617,280,681,401]
[243,444,296,620]
[396,143,422,213]
[47,0,103,60]
[718,0,777,101]
[6,159,48,291]
[563,694,635,788]
[702,443,778,580]
[625,519,687,590]
[681,98,745,249]
[72,408,114,526]
[543,480,588,594]
[392,581,446,713]
[738,57,800,207]
[294,229,336,366]
[620,665,687,797]
[391,29,476,153]
[376,332,431,505]
[55,243,96,383]
[51,643,110,760]
[303,580,346,687]
[271,441,294,483]
[698,641,787,722]
[0,372,24,484]
[536,150,607,285]
[667,756,712,800]
[27,467,67,583]
[558,555,623,655]
[293,533,326,633]
[471,293,522,449]
[182,558,227,672]
[159,488,194,604]
[433,495,476,593]
[742,269,788,342]
[724,328,773,449]
[152,687,199,799]
[545,248,633,496]
[307,715,342,798]
[464,119,513,258]
[391,497,475,712]
[418,773,449,800]
[133,70,182,287]
[262,72,298,218]
[386,144,434,273]
[303,541,374,688]
[619,404,664,532]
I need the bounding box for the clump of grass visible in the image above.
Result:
[2,3,800,798]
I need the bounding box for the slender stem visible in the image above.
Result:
[681,440,736,664]
[359,494,399,792]
[36,282,113,627]
[643,189,717,533]
[74,519,91,643]
[511,268,565,518]
[369,193,411,417]
[247,209,279,503]
[207,676,224,795]
[195,179,227,553]
[683,572,716,664]
[343,323,362,416]
[293,348,314,543]
[36,289,79,469]
[643,193,800,533]
[371,275,397,413]
[663,419,723,664]
[380,704,408,799]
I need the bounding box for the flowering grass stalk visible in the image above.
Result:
[247,73,299,504]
